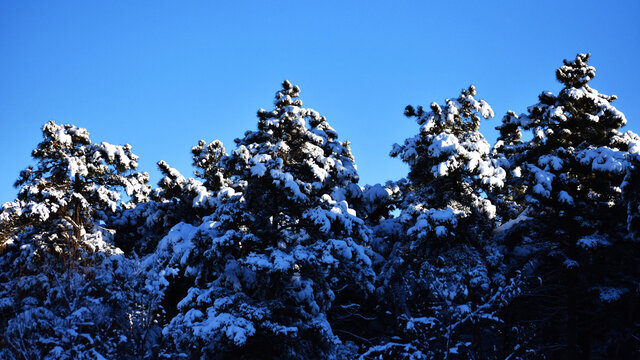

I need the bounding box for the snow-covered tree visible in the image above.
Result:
[113,157,223,256]
[110,146,236,355]
[391,85,504,234]
[0,121,150,243]
[495,54,640,359]
[0,121,152,359]
[112,138,231,258]
[151,81,374,358]
[366,86,518,359]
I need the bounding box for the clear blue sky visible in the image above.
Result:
[1,1,639,204]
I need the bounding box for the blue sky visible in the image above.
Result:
[1,1,639,204]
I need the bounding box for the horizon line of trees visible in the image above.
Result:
[1,53,639,360]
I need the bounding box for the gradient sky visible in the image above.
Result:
[1,1,639,204]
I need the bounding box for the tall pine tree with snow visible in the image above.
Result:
[364,86,517,359]
[151,81,374,359]
[495,53,640,359]
[0,121,153,359]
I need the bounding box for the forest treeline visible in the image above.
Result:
[1,54,638,359]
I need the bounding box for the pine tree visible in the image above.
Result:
[112,138,230,257]
[366,86,516,359]
[495,54,640,359]
[391,85,503,234]
[110,143,236,355]
[0,121,150,243]
[0,121,152,359]
[154,81,374,359]
[113,157,222,256]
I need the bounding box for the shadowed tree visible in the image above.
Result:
[495,54,640,359]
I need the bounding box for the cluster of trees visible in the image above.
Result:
[1,54,638,359]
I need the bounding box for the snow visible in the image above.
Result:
[613,131,640,155]
[494,208,532,234]
[529,164,554,197]
[598,287,627,303]
[55,127,73,145]
[250,163,267,177]
[270,169,307,201]
[538,155,564,171]
[577,234,610,249]
[67,156,89,177]
[241,252,269,270]
[550,106,568,122]
[330,239,352,260]
[271,249,294,271]
[193,312,256,346]
[363,183,391,204]
[101,142,132,167]
[429,133,459,157]
[309,162,329,182]
[84,231,122,254]
[406,316,437,330]
[576,147,629,174]
[153,222,198,267]
[29,202,51,221]
[429,207,458,222]
[479,99,494,119]
[434,162,450,176]
[558,191,574,205]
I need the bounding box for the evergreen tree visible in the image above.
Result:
[113,158,221,256]
[495,54,640,359]
[0,121,150,243]
[0,121,152,359]
[365,86,517,359]
[154,81,374,359]
[113,138,229,256]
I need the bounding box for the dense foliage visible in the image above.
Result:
[1,54,638,359]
